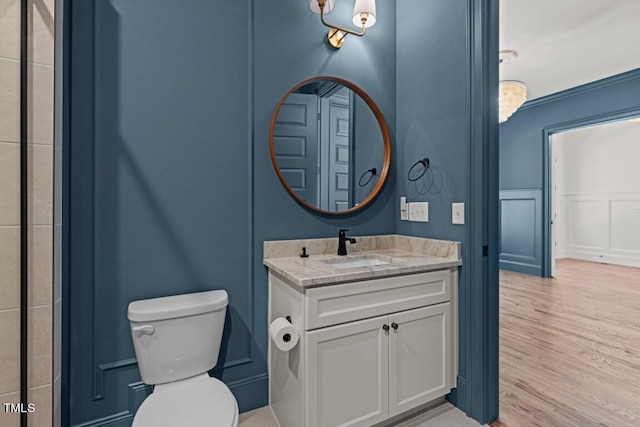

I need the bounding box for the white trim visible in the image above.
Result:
[564,250,640,269]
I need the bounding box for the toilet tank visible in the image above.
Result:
[127,290,228,385]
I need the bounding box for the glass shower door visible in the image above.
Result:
[2,0,57,424]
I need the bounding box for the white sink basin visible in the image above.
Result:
[321,255,393,269]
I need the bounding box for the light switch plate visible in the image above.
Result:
[409,202,429,222]
[452,202,465,224]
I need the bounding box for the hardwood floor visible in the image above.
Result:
[492,259,640,427]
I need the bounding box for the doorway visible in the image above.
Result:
[495,110,640,426]
[544,110,640,276]
[550,119,640,275]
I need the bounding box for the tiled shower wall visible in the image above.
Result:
[0,0,58,425]
[0,0,25,422]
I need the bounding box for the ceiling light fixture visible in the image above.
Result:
[499,50,527,123]
[629,117,640,124]
[310,0,376,49]
[499,81,527,123]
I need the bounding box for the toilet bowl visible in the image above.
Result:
[132,374,238,427]
[128,290,238,427]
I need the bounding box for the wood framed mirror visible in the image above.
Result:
[269,76,391,215]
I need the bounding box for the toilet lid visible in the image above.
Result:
[133,377,238,427]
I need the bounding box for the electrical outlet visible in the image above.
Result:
[452,202,464,225]
[409,202,429,222]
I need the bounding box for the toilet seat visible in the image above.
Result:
[133,376,238,427]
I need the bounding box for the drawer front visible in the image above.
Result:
[304,270,451,330]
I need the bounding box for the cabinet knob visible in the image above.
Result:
[391,323,399,330]
[382,324,390,332]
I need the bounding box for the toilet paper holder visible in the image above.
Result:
[284,316,292,342]
[270,315,299,351]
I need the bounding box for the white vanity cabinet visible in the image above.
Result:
[268,268,458,427]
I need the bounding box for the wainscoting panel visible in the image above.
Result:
[558,193,640,268]
[568,199,606,250]
[499,189,542,275]
[610,200,640,252]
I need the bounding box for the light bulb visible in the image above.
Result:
[352,0,376,28]
[310,0,335,14]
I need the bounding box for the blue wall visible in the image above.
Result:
[65,0,500,425]
[396,0,469,406]
[396,0,499,421]
[499,70,640,276]
[65,0,396,425]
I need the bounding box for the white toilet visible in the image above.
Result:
[127,290,239,427]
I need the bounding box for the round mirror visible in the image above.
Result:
[269,76,391,214]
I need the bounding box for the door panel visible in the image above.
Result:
[389,303,451,416]
[328,92,350,211]
[305,316,389,427]
[320,90,350,211]
[274,93,319,206]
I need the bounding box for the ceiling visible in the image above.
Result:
[499,0,640,101]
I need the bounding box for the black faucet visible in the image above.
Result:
[337,229,357,256]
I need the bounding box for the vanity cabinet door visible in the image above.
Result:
[305,316,389,427]
[388,303,452,417]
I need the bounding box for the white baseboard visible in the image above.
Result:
[564,250,640,268]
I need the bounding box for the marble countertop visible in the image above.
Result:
[263,235,462,288]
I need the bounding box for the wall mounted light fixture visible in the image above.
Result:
[310,0,376,49]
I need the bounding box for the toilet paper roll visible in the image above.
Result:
[269,317,299,352]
